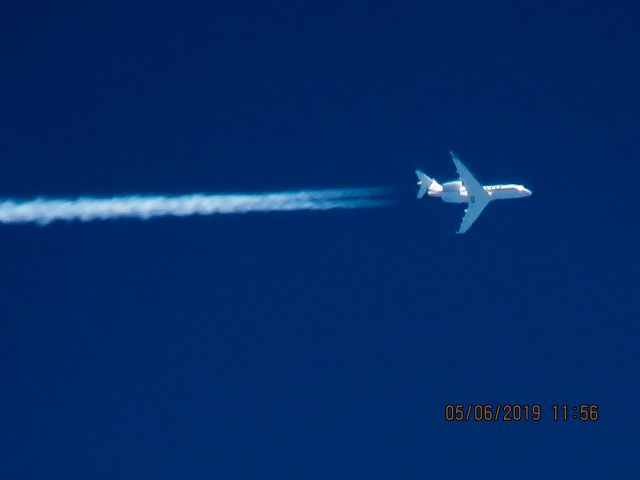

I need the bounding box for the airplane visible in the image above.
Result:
[415,151,532,234]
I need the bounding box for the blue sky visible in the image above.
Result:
[1,1,638,478]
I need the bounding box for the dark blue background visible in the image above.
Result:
[1,1,638,477]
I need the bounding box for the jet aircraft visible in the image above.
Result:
[415,151,532,233]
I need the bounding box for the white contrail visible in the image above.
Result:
[0,188,391,225]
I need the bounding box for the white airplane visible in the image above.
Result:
[415,151,532,233]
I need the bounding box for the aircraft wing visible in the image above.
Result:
[457,196,490,234]
[450,151,491,234]
[450,151,485,197]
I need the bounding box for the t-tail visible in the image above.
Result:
[415,170,442,199]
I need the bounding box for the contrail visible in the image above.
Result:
[0,188,391,225]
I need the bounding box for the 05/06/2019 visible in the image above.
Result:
[444,404,599,422]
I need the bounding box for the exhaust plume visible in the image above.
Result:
[0,188,391,226]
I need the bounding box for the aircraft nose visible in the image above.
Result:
[524,188,532,196]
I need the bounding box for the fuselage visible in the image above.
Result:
[429,180,532,203]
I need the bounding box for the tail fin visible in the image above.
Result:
[415,169,438,199]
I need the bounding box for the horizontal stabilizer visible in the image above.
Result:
[415,170,438,199]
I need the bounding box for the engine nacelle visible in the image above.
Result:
[441,181,468,203]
